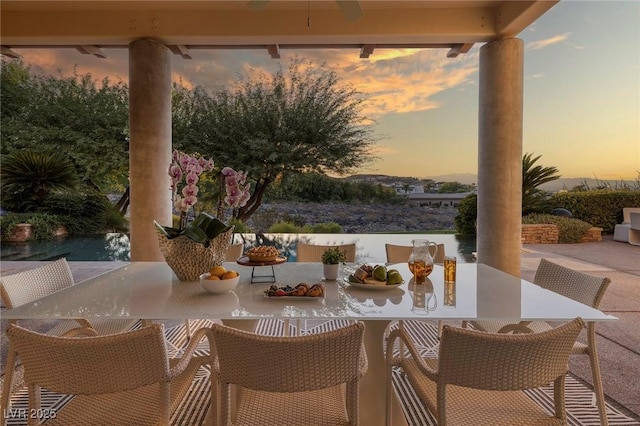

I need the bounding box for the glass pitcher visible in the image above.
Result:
[408,239,437,284]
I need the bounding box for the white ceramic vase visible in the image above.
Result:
[323,263,340,281]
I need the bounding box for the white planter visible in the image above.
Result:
[323,263,340,281]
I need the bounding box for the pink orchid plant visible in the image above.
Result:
[155,150,251,247]
[219,166,251,220]
[169,150,216,231]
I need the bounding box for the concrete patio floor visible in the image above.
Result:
[520,235,640,420]
[1,234,639,421]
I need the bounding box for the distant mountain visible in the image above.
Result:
[346,173,477,184]
[423,173,478,185]
[539,178,637,192]
[346,174,636,192]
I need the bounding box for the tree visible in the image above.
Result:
[173,57,379,222]
[1,150,78,211]
[1,59,130,193]
[454,153,561,234]
[522,152,560,214]
[454,193,477,234]
[438,181,469,193]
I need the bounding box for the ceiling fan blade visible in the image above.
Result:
[336,1,363,21]
[247,0,269,11]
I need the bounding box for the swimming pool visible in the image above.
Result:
[1,232,477,263]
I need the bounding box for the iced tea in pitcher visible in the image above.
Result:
[407,239,437,284]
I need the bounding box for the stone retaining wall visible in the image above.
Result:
[581,227,603,243]
[521,224,602,244]
[522,224,559,244]
[4,224,68,242]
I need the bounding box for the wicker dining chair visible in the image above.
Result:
[296,242,357,263]
[386,317,585,426]
[225,243,244,262]
[211,321,368,426]
[463,258,612,425]
[5,323,215,426]
[0,258,140,420]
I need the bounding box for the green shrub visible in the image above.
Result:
[267,221,302,233]
[0,212,63,240]
[454,194,477,235]
[523,213,593,243]
[41,192,112,234]
[103,207,129,233]
[0,150,78,212]
[550,190,640,233]
[302,222,342,233]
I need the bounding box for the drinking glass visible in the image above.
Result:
[444,256,457,283]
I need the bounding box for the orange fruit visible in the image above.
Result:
[222,270,238,280]
[206,275,221,281]
[209,265,226,278]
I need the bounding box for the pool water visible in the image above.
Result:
[1,233,477,264]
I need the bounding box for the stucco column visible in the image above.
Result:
[129,39,172,261]
[477,38,523,277]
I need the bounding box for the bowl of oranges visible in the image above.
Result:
[199,265,240,294]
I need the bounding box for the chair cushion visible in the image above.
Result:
[613,223,631,242]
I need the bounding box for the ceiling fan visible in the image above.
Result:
[247,1,363,22]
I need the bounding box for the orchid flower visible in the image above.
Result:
[168,150,251,231]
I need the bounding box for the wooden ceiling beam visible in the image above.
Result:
[76,45,106,58]
[359,44,374,59]
[447,43,474,58]
[266,44,280,59]
[0,46,20,58]
[168,44,192,59]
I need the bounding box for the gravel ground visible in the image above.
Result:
[250,202,457,233]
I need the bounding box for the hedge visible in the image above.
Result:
[550,190,640,233]
[454,190,640,235]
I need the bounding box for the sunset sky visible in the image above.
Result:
[10,0,640,181]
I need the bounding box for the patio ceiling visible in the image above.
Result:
[1,0,557,59]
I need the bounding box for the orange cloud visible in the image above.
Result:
[15,46,479,120]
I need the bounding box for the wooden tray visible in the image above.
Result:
[236,255,287,267]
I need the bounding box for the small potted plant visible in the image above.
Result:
[321,247,347,281]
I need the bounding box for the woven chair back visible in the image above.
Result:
[0,258,73,309]
[225,243,244,261]
[7,324,170,395]
[437,318,584,390]
[212,321,365,392]
[296,243,356,263]
[534,258,611,308]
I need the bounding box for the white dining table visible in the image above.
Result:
[3,261,617,426]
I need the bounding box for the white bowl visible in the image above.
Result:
[199,272,240,294]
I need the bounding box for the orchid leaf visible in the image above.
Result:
[154,221,178,238]
[155,214,231,247]
[181,226,211,247]
[191,213,232,239]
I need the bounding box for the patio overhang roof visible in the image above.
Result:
[1,0,558,59]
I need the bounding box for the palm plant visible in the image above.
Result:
[1,150,77,211]
[522,152,560,215]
